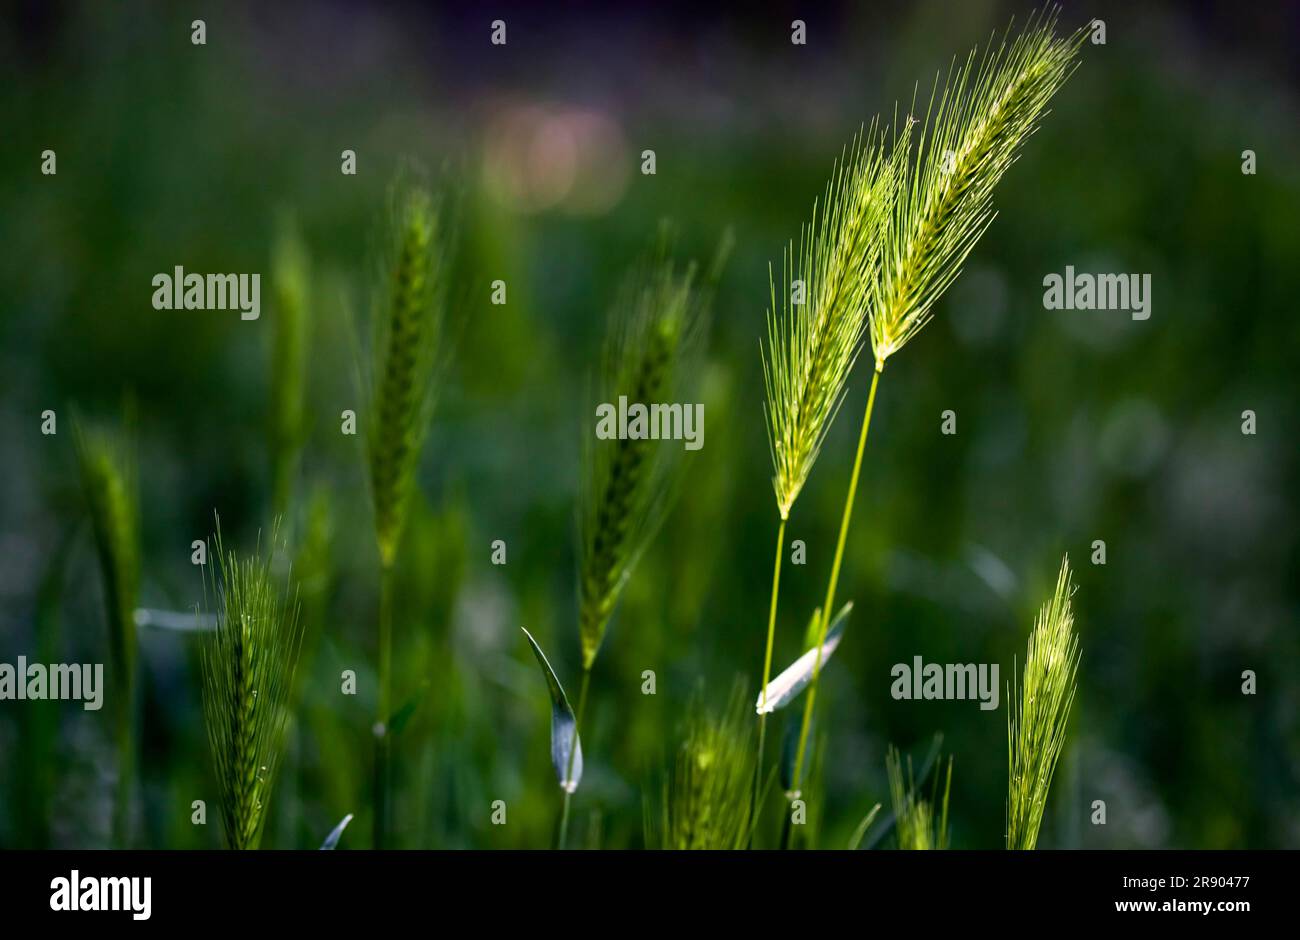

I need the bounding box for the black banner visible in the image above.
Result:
[0,850,1284,926]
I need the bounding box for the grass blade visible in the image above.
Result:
[320,813,354,850]
[521,627,583,793]
[755,601,853,714]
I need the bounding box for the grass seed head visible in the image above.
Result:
[887,744,952,850]
[870,8,1085,368]
[1007,555,1081,850]
[366,182,444,569]
[763,120,908,519]
[578,244,711,669]
[654,684,755,850]
[200,519,305,850]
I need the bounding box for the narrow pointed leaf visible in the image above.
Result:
[521,627,583,793]
[848,802,883,850]
[319,813,353,850]
[756,601,853,714]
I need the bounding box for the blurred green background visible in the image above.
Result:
[1,0,1297,849]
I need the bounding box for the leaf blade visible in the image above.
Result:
[756,601,853,714]
[521,627,583,793]
[320,813,354,850]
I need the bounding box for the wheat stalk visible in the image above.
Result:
[753,120,910,830]
[361,180,446,848]
[1007,556,1080,850]
[789,8,1086,802]
[200,520,304,850]
[73,418,140,847]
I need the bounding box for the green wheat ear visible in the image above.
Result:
[870,7,1086,368]
[886,744,952,850]
[268,213,311,521]
[365,182,444,570]
[652,684,755,850]
[577,241,714,670]
[200,519,304,850]
[763,119,908,519]
[1007,556,1080,850]
[72,418,141,846]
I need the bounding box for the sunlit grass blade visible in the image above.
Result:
[847,802,883,850]
[320,813,354,850]
[755,602,852,714]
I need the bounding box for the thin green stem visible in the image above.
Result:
[373,562,394,849]
[751,515,787,845]
[789,366,883,803]
[557,667,592,850]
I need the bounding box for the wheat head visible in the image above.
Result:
[887,744,952,850]
[763,120,911,519]
[366,183,444,569]
[870,8,1085,368]
[200,521,304,850]
[655,685,755,850]
[1007,556,1080,850]
[578,247,710,669]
